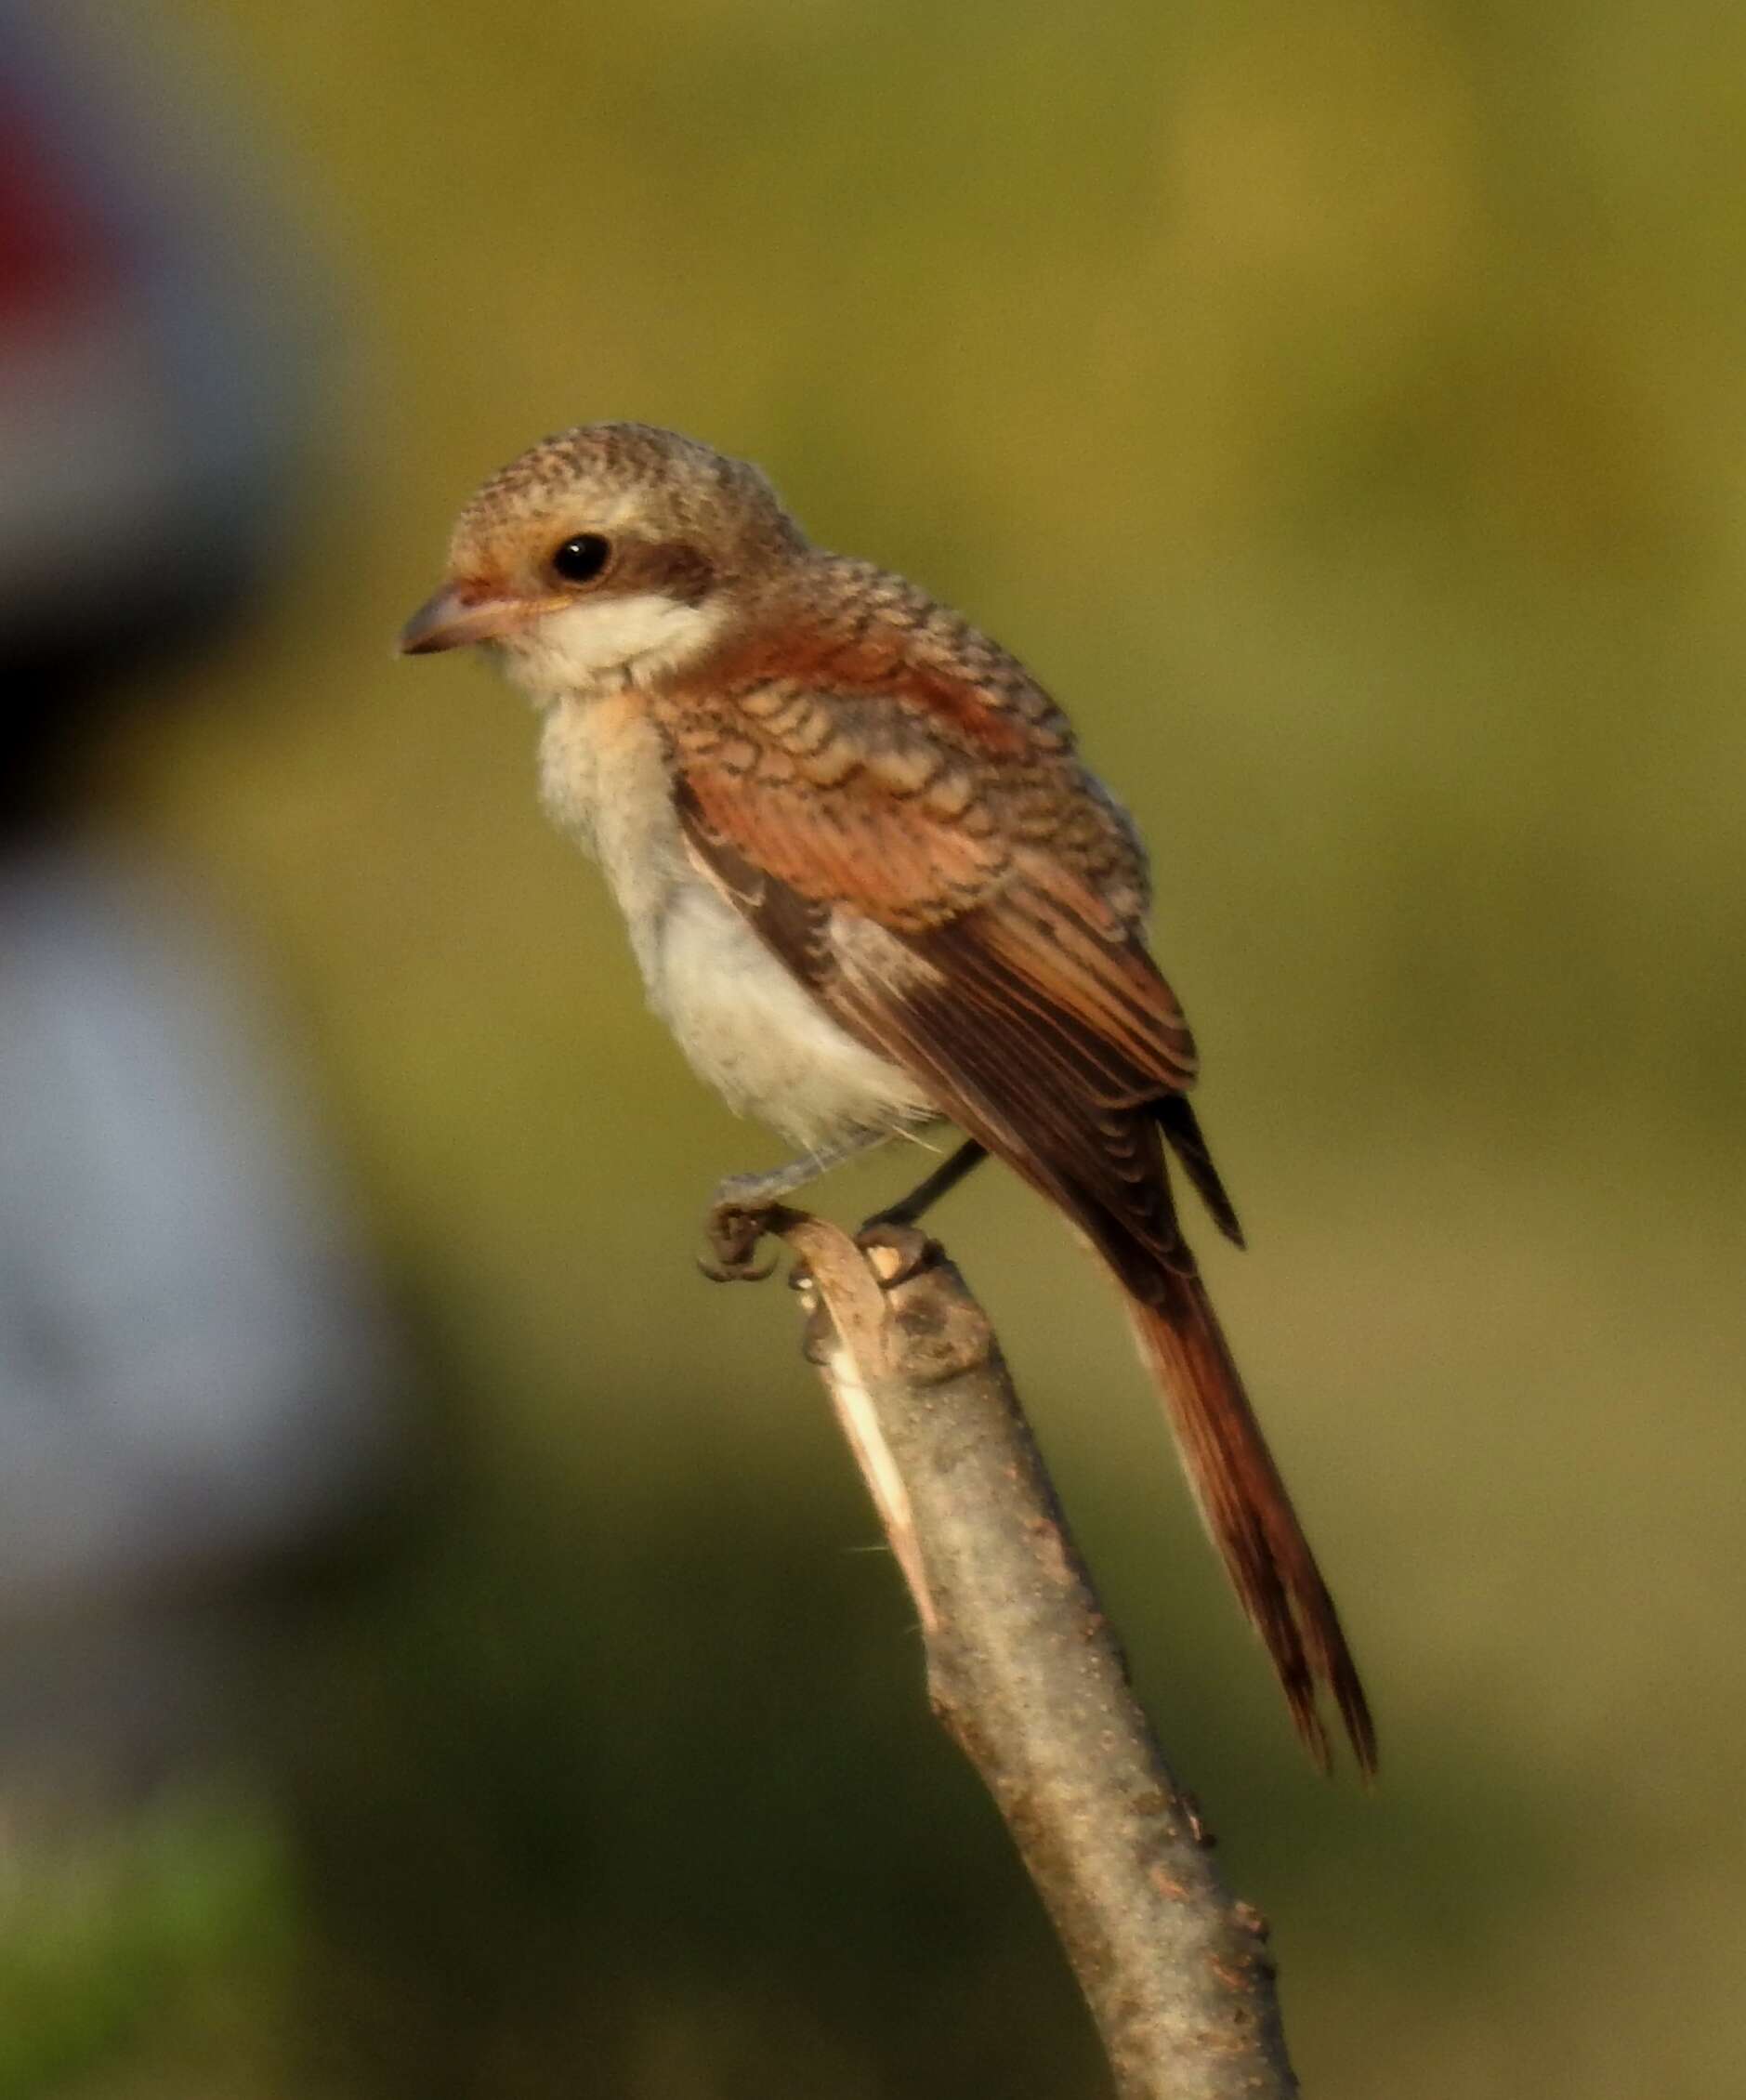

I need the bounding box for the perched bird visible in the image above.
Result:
[400,422,1375,1773]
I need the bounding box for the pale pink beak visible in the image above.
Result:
[397,583,564,655]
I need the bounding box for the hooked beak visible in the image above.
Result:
[397,583,565,655]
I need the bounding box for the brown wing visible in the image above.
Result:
[675,767,1202,1263]
[659,576,1201,1184]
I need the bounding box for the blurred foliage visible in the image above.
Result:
[0,1791,295,2097]
[18,0,1746,2093]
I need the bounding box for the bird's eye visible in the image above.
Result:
[551,533,612,584]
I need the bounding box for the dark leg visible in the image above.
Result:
[701,1129,892,1282]
[860,1138,988,1232]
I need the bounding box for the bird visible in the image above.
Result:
[399,421,1375,1774]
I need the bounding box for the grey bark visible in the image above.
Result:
[768,1210,1298,2100]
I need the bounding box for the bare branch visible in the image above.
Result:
[772,1211,1298,2100]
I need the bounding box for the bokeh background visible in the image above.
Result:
[5,2,1744,2095]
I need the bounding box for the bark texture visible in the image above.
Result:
[771,1211,1298,2100]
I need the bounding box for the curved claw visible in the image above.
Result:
[699,1201,780,1284]
[697,1247,779,1284]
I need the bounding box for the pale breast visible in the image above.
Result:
[538,693,933,1150]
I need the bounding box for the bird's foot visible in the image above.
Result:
[698,1175,793,1284]
[853,1217,934,1288]
[698,1176,936,1289]
[698,1201,779,1283]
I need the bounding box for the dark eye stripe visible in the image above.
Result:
[636,541,715,603]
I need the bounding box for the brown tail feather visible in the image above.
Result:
[1154,1094,1246,1249]
[1128,1269,1376,1776]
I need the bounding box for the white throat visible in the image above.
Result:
[501,592,722,705]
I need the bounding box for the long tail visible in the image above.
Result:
[1128,1264,1376,1776]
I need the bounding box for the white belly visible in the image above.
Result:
[537,693,933,1150]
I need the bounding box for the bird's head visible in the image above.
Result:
[398,422,807,699]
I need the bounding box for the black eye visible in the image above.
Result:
[551,532,611,584]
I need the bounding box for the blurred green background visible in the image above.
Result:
[16,1,1745,2093]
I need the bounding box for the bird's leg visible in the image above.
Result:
[700,1130,893,1283]
[860,1138,988,1233]
[851,1138,990,1285]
